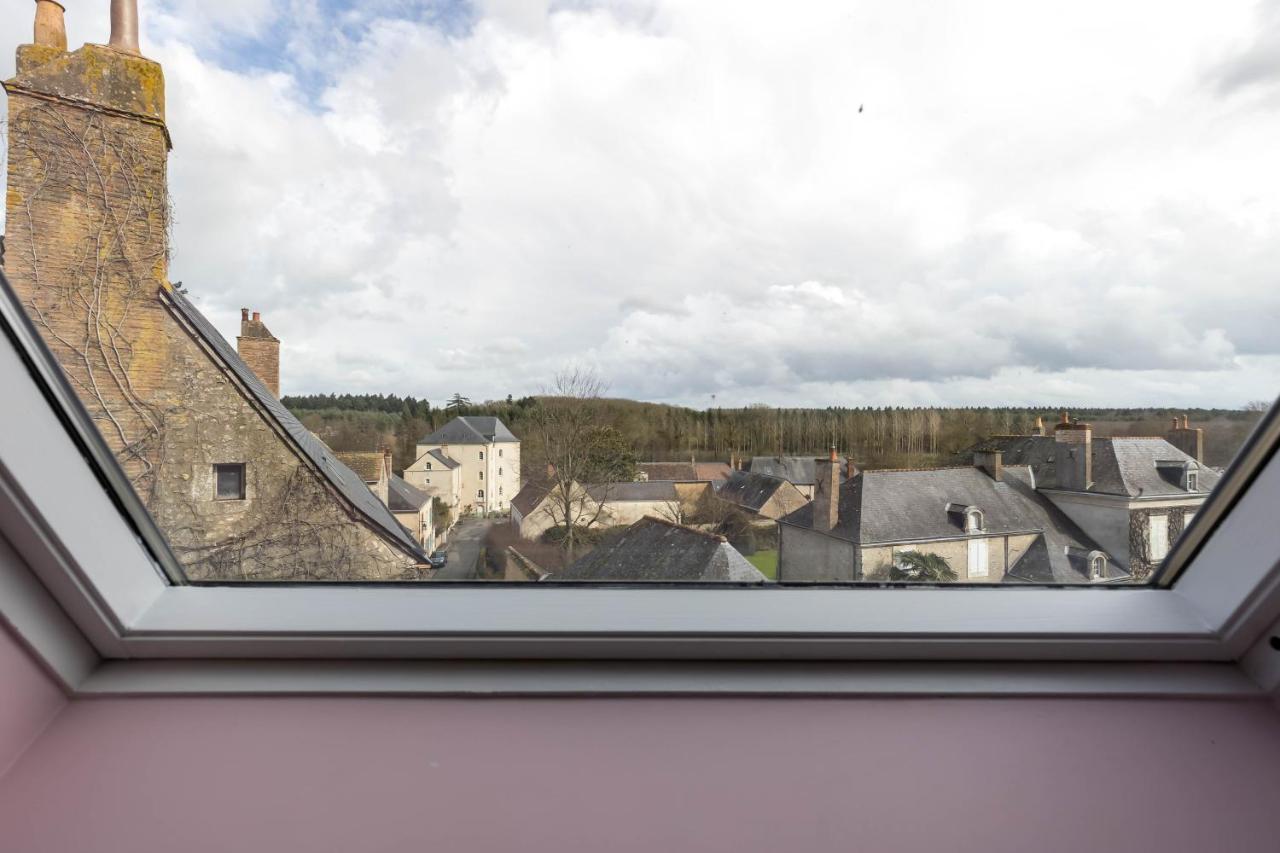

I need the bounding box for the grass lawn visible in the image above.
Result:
[746,549,778,580]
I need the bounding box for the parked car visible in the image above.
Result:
[429,550,448,569]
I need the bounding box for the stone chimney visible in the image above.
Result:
[974,449,1003,482]
[4,1,170,484]
[1167,414,1204,463]
[1053,411,1093,491]
[1031,416,1045,437]
[813,447,841,533]
[237,308,281,397]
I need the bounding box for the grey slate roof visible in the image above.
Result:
[419,416,518,445]
[780,465,1124,583]
[717,470,789,513]
[585,481,679,503]
[747,456,817,485]
[388,475,430,513]
[971,435,1218,497]
[510,481,550,517]
[549,517,766,582]
[165,290,426,562]
[417,448,459,470]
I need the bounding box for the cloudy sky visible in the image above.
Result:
[3,1,1279,408]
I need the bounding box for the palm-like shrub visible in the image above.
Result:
[889,551,958,583]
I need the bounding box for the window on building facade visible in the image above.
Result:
[478,489,485,500]
[1187,471,1198,491]
[967,538,989,579]
[214,464,246,501]
[1149,515,1171,562]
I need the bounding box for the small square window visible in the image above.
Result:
[499,448,503,457]
[479,471,484,480]
[479,451,485,460]
[214,464,245,501]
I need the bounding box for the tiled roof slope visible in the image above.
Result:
[550,517,766,582]
[717,470,789,513]
[419,416,518,445]
[165,291,426,561]
[748,456,817,485]
[585,481,679,502]
[971,435,1219,497]
[388,475,430,512]
[334,451,383,483]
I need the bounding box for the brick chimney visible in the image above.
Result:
[4,1,170,484]
[1031,416,1045,437]
[237,308,281,397]
[1167,414,1204,463]
[974,449,1003,482]
[1053,411,1093,491]
[813,446,841,533]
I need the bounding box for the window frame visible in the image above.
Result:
[3,274,1280,696]
[213,463,246,501]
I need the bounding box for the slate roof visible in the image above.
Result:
[971,435,1218,498]
[334,451,384,484]
[780,465,1124,583]
[388,475,431,513]
[416,448,459,470]
[717,470,790,513]
[748,456,817,485]
[165,290,426,562]
[419,416,518,445]
[510,481,551,517]
[585,481,679,503]
[549,517,766,582]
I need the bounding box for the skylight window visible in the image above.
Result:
[0,1,1274,594]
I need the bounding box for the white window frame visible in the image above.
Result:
[967,538,989,578]
[3,288,1280,698]
[1149,514,1170,562]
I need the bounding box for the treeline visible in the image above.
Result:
[282,393,1265,475]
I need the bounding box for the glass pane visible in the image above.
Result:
[1,2,1274,585]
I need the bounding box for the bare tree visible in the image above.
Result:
[526,368,636,559]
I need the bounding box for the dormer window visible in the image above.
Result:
[1186,470,1198,491]
[1089,553,1106,581]
[965,508,984,533]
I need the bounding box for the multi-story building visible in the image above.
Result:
[404,417,521,515]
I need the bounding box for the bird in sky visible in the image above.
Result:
[858,104,864,113]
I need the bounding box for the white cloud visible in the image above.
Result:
[2,0,1278,408]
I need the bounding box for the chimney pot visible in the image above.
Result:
[828,445,838,462]
[1060,410,1070,424]
[33,1,67,51]
[252,311,260,322]
[241,308,249,322]
[845,457,858,480]
[109,0,141,55]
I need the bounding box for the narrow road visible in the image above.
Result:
[432,518,495,580]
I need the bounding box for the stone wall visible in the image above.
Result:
[4,43,417,580]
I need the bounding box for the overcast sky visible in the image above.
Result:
[3,1,1279,408]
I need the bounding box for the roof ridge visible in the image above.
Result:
[638,514,727,542]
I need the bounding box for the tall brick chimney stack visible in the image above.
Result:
[1167,414,1204,463]
[1053,411,1093,491]
[237,308,281,397]
[813,446,841,533]
[4,0,170,484]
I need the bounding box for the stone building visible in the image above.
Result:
[1,4,426,580]
[405,416,521,515]
[745,456,819,499]
[715,470,810,521]
[778,452,1126,584]
[974,414,1218,579]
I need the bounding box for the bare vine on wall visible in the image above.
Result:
[7,102,170,498]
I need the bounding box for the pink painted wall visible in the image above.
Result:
[0,692,1278,850]
[0,623,65,778]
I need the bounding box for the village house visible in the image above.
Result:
[0,4,426,579]
[509,480,596,540]
[715,470,811,522]
[778,450,1126,584]
[547,517,767,582]
[510,478,712,540]
[973,414,1218,579]
[334,450,394,506]
[388,475,436,553]
[404,416,520,516]
[746,456,819,499]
